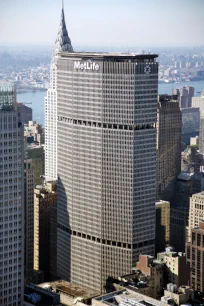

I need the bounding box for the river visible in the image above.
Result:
[17,80,204,126]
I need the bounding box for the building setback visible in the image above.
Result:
[56,52,158,292]
[0,82,24,305]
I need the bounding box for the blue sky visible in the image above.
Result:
[0,0,204,48]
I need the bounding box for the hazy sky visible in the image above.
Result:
[0,0,204,48]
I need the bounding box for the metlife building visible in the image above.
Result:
[56,52,158,292]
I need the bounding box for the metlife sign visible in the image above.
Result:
[74,61,100,71]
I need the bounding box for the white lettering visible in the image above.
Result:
[74,61,81,69]
[74,61,100,71]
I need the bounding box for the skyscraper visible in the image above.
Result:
[0,82,24,305]
[172,86,195,108]
[17,102,32,124]
[56,51,158,291]
[45,6,73,181]
[156,94,182,202]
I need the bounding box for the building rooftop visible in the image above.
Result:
[192,191,204,198]
[192,221,204,232]
[93,289,167,306]
[157,251,185,258]
[39,280,100,301]
[24,283,61,305]
[58,52,158,61]
[155,200,170,206]
[177,172,192,181]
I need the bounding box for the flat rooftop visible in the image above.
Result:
[39,280,100,300]
[155,200,170,206]
[192,191,204,198]
[93,289,167,306]
[58,52,158,61]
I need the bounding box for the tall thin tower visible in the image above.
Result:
[45,4,73,181]
[0,82,24,305]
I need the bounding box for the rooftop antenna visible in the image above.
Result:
[62,0,64,10]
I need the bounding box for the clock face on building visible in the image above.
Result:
[144,64,151,74]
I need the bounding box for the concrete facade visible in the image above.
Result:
[135,255,164,299]
[186,221,204,292]
[156,251,190,287]
[162,285,194,306]
[188,192,204,242]
[0,82,24,305]
[24,159,34,281]
[57,53,158,292]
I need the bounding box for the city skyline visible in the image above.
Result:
[0,0,204,48]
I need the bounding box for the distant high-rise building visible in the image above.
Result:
[181,107,200,144]
[156,94,182,202]
[192,93,204,153]
[155,200,170,253]
[187,192,204,242]
[34,181,57,281]
[0,82,24,305]
[24,159,35,282]
[186,220,204,292]
[17,102,32,124]
[45,6,73,181]
[173,86,195,108]
[199,117,204,154]
[56,50,158,292]
[192,92,204,115]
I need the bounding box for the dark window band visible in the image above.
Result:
[57,223,154,249]
[57,116,154,130]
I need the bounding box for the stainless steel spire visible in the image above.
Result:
[54,3,73,54]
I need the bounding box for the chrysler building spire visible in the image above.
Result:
[54,1,73,54]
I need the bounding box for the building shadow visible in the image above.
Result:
[56,176,71,281]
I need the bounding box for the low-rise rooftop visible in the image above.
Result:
[93,289,167,306]
[39,280,100,303]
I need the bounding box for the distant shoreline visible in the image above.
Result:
[17,88,47,94]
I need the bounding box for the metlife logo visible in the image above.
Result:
[74,60,100,71]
